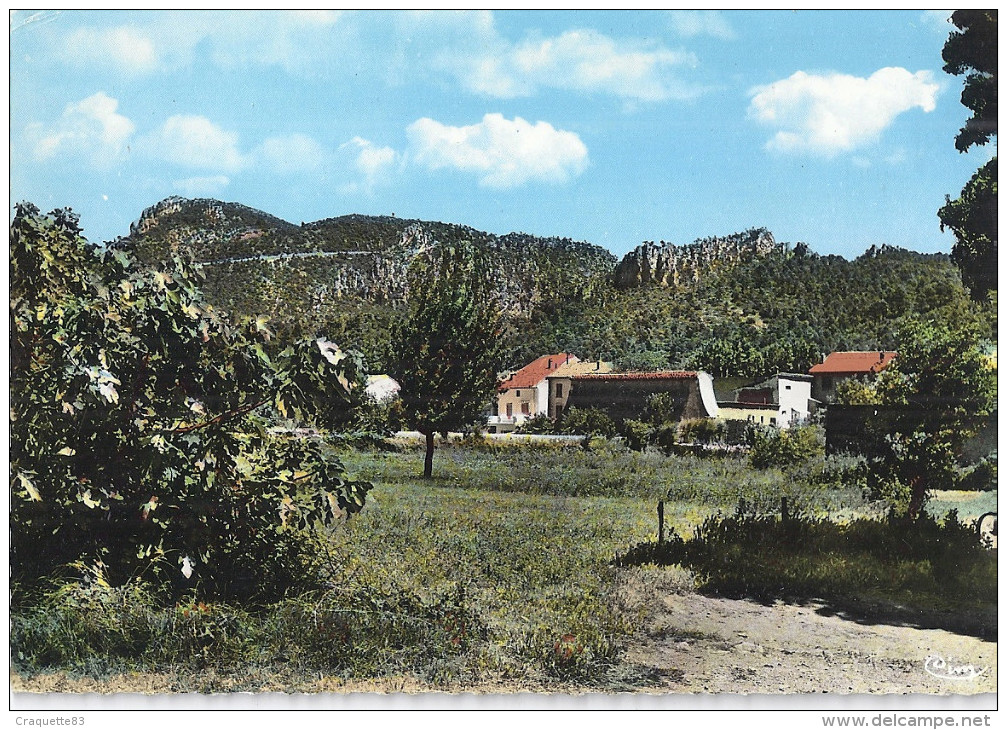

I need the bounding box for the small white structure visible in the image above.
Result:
[717,373,815,429]
[365,374,401,403]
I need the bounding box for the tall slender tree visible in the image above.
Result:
[939,10,997,301]
[390,240,503,478]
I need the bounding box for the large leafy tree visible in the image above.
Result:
[10,204,371,599]
[939,10,997,301]
[864,320,996,520]
[389,241,503,478]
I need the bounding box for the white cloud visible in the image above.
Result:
[339,137,399,193]
[50,11,352,77]
[257,134,325,174]
[30,92,135,166]
[147,115,247,172]
[668,10,736,40]
[443,26,698,101]
[172,175,231,196]
[406,113,588,188]
[63,25,158,74]
[748,67,939,156]
[48,11,702,102]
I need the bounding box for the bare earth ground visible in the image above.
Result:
[621,590,996,695]
[11,569,996,698]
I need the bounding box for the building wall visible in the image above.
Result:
[547,377,573,419]
[535,380,550,417]
[717,405,779,427]
[497,386,539,424]
[562,377,709,424]
[776,376,813,428]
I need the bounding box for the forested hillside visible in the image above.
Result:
[117,197,995,376]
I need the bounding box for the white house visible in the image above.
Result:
[717,373,815,429]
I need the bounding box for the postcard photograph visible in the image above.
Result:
[8,8,998,717]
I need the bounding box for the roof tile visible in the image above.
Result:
[809,351,897,375]
[499,353,578,390]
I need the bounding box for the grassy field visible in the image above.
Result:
[11,439,997,693]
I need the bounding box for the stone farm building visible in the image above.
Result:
[551,370,719,424]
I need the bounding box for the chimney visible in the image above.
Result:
[548,358,553,369]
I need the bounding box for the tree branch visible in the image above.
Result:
[167,397,270,434]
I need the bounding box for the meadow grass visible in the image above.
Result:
[11,440,996,691]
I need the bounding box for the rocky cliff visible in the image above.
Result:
[117,197,617,332]
[613,227,782,288]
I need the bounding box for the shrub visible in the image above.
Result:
[679,418,726,445]
[617,507,997,637]
[644,392,683,425]
[618,419,652,452]
[559,407,617,439]
[748,425,824,469]
[959,453,998,491]
[516,413,557,435]
[651,422,680,455]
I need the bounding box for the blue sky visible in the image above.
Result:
[9,9,994,258]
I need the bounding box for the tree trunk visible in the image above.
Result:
[907,477,927,521]
[423,431,435,479]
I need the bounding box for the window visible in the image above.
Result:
[770,418,777,426]
[555,383,564,398]
[784,384,791,390]
[516,390,521,397]
[506,403,513,418]
[521,402,530,415]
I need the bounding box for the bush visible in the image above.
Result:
[618,419,652,452]
[516,413,557,435]
[959,453,998,491]
[651,422,680,455]
[558,407,617,439]
[679,418,726,445]
[748,425,824,469]
[617,507,997,637]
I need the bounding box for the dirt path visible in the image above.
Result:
[621,578,997,695]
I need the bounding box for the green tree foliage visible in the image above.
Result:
[942,10,997,152]
[939,10,997,301]
[833,376,884,406]
[389,241,503,477]
[10,204,371,600]
[865,320,997,519]
[940,159,997,300]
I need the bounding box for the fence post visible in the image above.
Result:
[658,500,665,544]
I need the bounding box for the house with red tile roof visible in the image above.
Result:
[489,353,579,432]
[809,350,897,403]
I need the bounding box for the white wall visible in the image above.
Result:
[777,376,812,428]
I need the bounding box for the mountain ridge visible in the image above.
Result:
[115,197,990,375]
